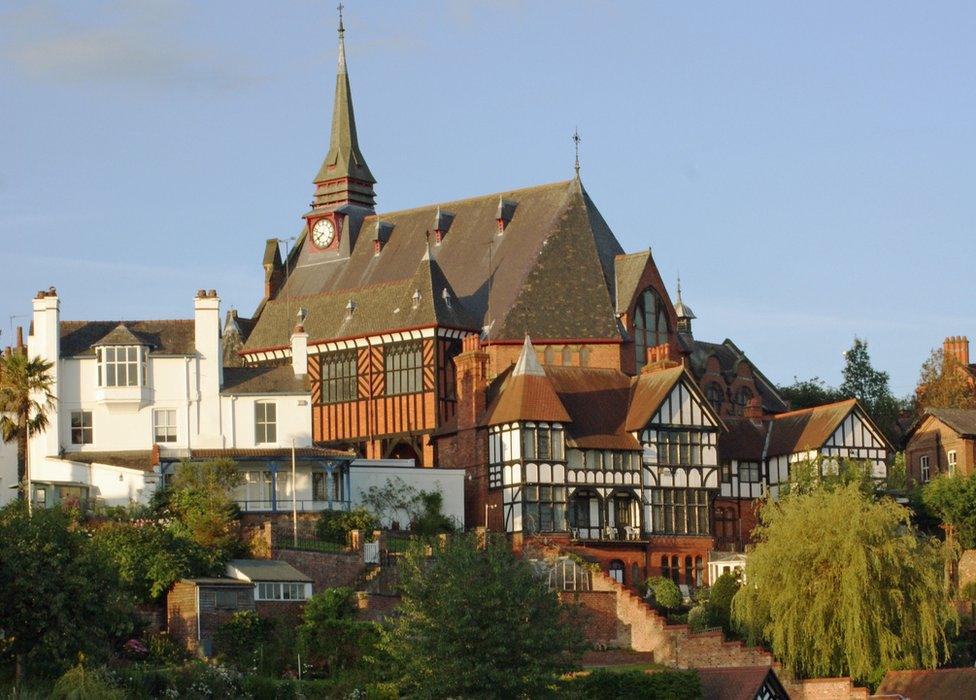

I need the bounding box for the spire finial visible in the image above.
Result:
[572,127,581,178]
[336,3,347,72]
[676,273,683,302]
[338,2,345,36]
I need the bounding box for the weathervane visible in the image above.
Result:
[572,127,581,177]
[338,2,345,36]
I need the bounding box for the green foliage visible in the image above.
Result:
[315,507,378,544]
[89,521,216,602]
[0,503,135,676]
[961,581,976,602]
[382,532,584,698]
[916,348,976,410]
[214,611,275,673]
[706,572,740,635]
[50,663,122,700]
[646,577,683,611]
[410,490,456,537]
[732,482,956,683]
[921,472,976,549]
[298,587,378,677]
[361,477,458,535]
[779,376,844,410]
[0,353,56,501]
[558,668,702,699]
[687,605,710,633]
[779,456,884,499]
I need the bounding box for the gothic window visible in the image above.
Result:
[670,555,680,584]
[522,484,567,533]
[634,288,669,368]
[384,340,423,396]
[609,560,625,584]
[706,383,724,413]
[732,386,754,415]
[684,556,693,586]
[438,338,462,401]
[661,555,670,580]
[694,556,704,587]
[650,489,711,535]
[320,350,358,404]
[655,430,705,466]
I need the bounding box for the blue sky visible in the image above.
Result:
[1,1,973,395]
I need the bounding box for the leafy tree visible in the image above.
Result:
[0,352,55,506]
[706,572,740,635]
[382,533,584,698]
[646,576,683,611]
[0,503,135,678]
[361,476,419,527]
[315,507,378,544]
[214,611,275,672]
[732,482,955,683]
[558,667,702,699]
[298,587,378,677]
[410,490,457,537]
[779,376,844,410]
[920,473,976,549]
[839,337,904,443]
[916,348,976,410]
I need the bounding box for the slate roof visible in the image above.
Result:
[696,666,788,700]
[683,337,789,414]
[60,320,195,357]
[221,366,310,395]
[486,338,572,426]
[718,418,768,462]
[62,451,157,471]
[614,251,651,315]
[228,559,312,583]
[244,179,624,352]
[922,407,976,437]
[765,399,857,457]
[875,667,976,698]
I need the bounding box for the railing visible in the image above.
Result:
[236,499,351,513]
[571,526,643,542]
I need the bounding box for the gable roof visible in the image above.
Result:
[696,666,787,700]
[486,337,571,425]
[227,559,312,583]
[876,668,976,698]
[546,366,639,450]
[244,179,625,352]
[765,399,857,457]
[684,338,789,414]
[918,407,976,438]
[60,320,195,357]
[624,365,720,432]
[718,418,769,462]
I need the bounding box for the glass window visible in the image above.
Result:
[732,387,753,416]
[568,449,583,470]
[320,350,358,404]
[720,461,732,483]
[153,409,177,443]
[920,455,930,483]
[634,288,669,368]
[948,450,957,476]
[649,488,711,535]
[97,345,143,387]
[255,402,277,444]
[739,462,760,483]
[523,484,567,534]
[706,383,724,413]
[383,340,423,396]
[609,560,625,584]
[70,411,93,444]
[654,430,706,467]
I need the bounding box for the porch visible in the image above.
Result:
[568,487,643,542]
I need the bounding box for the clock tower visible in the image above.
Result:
[304,10,376,252]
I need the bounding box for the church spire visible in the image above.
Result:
[313,6,376,210]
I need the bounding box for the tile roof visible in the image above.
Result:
[62,450,156,471]
[63,446,354,471]
[875,667,976,698]
[624,365,687,432]
[60,320,195,357]
[923,407,976,437]
[765,399,856,457]
[718,418,769,462]
[244,179,624,352]
[221,366,310,395]
[614,250,651,314]
[486,338,571,425]
[696,666,787,700]
[545,366,639,450]
[228,559,312,583]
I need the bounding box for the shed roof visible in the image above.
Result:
[227,559,312,583]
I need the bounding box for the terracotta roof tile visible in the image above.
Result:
[545,366,639,450]
[718,418,769,462]
[696,666,787,700]
[624,365,686,432]
[876,667,976,698]
[765,399,856,456]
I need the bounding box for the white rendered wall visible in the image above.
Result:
[0,426,17,506]
[348,461,466,528]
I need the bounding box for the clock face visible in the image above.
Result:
[311,218,336,248]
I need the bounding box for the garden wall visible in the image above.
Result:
[274,549,364,592]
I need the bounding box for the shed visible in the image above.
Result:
[167,578,254,656]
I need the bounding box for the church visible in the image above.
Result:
[236,16,892,586]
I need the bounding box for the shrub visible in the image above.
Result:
[559,668,702,699]
[960,580,976,602]
[707,572,740,634]
[687,605,710,632]
[315,508,378,544]
[214,611,275,672]
[646,577,683,611]
[50,663,122,700]
[299,587,379,677]
[409,490,456,537]
[145,632,190,665]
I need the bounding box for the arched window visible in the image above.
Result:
[609,559,625,584]
[634,288,669,368]
[661,555,670,581]
[732,386,753,415]
[684,556,693,586]
[670,555,680,585]
[706,383,724,413]
[694,556,704,588]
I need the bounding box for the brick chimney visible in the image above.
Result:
[944,336,971,367]
[455,334,490,430]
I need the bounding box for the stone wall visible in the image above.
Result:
[274,549,364,592]
[558,590,621,646]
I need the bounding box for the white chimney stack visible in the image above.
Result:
[291,307,309,377]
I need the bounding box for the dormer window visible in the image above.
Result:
[96,346,146,387]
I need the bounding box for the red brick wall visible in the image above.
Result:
[559,590,620,645]
[255,600,305,627]
[166,581,199,653]
[274,549,363,592]
[906,417,976,484]
[712,497,760,552]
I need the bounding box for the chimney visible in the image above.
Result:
[744,396,763,422]
[944,336,971,367]
[28,287,60,462]
[455,334,490,430]
[291,308,309,377]
[433,207,455,244]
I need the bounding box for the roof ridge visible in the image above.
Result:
[773,397,856,418]
[62,318,194,325]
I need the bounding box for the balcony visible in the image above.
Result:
[571,525,644,543]
[235,498,351,513]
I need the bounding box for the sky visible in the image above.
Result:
[1,0,974,396]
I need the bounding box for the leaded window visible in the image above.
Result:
[650,488,711,535]
[655,430,706,466]
[634,288,669,368]
[523,484,567,533]
[320,350,358,404]
[384,340,423,396]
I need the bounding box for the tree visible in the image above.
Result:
[298,587,378,677]
[382,533,583,698]
[916,348,976,410]
[0,352,55,508]
[0,503,135,678]
[646,576,683,611]
[839,337,903,443]
[732,482,955,684]
[706,572,740,635]
[921,473,976,549]
[778,377,844,410]
[214,611,275,672]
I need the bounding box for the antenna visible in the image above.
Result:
[572,127,581,177]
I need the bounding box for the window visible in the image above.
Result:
[312,472,342,502]
[920,455,930,483]
[581,450,641,472]
[255,402,277,444]
[634,288,669,368]
[720,461,732,483]
[96,346,143,387]
[569,490,596,528]
[654,430,706,466]
[70,411,93,444]
[739,461,761,483]
[731,387,753,416]
[609,560,625,584]
[948,450,958,476]
[320,350,358,404]
[215,589,239,610]
[706,383,724,413]
[384,340,423,396]
[522,484,567,533]
[522,423,565,461]
[256,582,307,601]
[650,488,711,535]
[153,409,177,443]
[694,556,704,588]
[661,555,670,581]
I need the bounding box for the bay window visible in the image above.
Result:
[650,488,711,535]
[96,346,145,387]
[523,484,567,533]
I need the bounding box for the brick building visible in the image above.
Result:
[904,408,976,484]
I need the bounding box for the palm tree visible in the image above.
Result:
[0,352,55,513]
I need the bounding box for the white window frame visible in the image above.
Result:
[70,410,93,445]
[153,409,177,444]
[920,455,930,483]
[254,401,277,444]
[948,450,957,476]
[255,581,307,601]
[96,346,145,388]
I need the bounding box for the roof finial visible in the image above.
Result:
[338,2,345,36]
[676,272,683,302]
[572,127,581,178]
[336,3,346,72]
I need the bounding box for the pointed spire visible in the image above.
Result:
[572,127,581,179]
[487,335,571,425]
[673,274,696,335]
[513,335,545,376]
[312,5,376,210]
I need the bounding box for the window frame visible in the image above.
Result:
[920,455,931,483]
[254,401,277,444]
[152,408,177,444]
[96,345,144,388]
[739,461,761,483]
[70,410,93,445]
[522,484,567,534]
[319,350,358,404]
[255,581,307,601]
[650,488,711,535]
[948,450,957,476]
[383,340,424,396]
[633,288,670,368]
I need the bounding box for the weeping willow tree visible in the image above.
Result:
[732,481,955,684]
